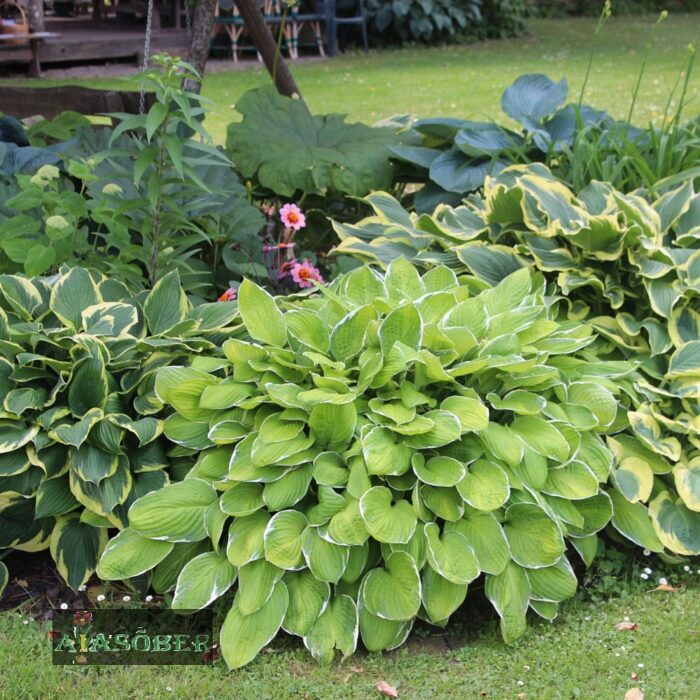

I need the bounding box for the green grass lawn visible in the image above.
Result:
[3,15,699,143]
[1,586,698,699]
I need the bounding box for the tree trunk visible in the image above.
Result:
[26,0,45,33]
[183,0,217,94]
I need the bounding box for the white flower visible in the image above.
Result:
[145,595,153,602]
[683,565,690,572]
[123,595,131,602]
[615,653,620,657]
[643,549,651,556]
[23,619,29,625]
[638,663,645,669]
[78,585,86,592]
[624,616,630,622]
[659,577,668,586]
[97,594,106,602]
[643,567,652,575]
[60,603,68,610]
[516,680,524,687]
[640,573,649,580]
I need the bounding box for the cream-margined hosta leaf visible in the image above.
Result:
[97,261,642,667]
[172,552,237,610]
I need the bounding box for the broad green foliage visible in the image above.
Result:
[332,164,700,555]
[99,262,638,665]
[226,87,399,198]
[391,73,700,212]
[0,266,241,590]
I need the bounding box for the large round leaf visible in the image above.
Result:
[361,551,421,621]
[457,459,510,511]
[360,487,417,544]
[282,570,330,637]
[424,522,480,585]
[503,503,564,569]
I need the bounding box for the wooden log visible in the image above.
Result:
[0,85,156,119]
[233,0,300,98]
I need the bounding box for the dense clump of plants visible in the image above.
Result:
[0,267,240,589]
[333,164,700,556]
[97,261,645,666]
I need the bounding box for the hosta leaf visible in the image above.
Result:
[674,464,700,512]
[449,511,510,575]
[648,491,700,556]
[362,551,421,621]
[511,416,571,462]
[238,278,287,347]
[440,396,489,432]
[358,598,413,652]
[309,402,357,451]
[221,580,288,669]
[301,526,349,583]
[172,552,237,610]
[304,594,358,664]
[143,270,188,335]
[424,522,480,585]
[421,566,468,623]
[412,454,465,487]
[50,267,101,330]
[613,457,654,504]
[485,562,531,644]
[283,570,331,637]
[360,486,417,544]
[609,489,664,552]
[457,459,510,511]
[226,511,270,566]
[50,514,108,591]
[264,510,307,569]
[504,503,564,568]
[526,557,577,602]
[97,527,173,580]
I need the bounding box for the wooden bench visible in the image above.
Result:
[0,31,61,78]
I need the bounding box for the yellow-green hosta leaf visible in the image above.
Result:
[286,309,330,354]
[607,435,670,475]
[503,503,565,569]
[172,552,237,610]
[330,305,378,361]
[262,464,313,511]
[674,463,700,512]
[50,267,101,330]
[143,270,189,335]
[301,526,349,583]
[50,514,108,591]
[282,570,330,637]
[199,380,254,410]
[457,459,510,511]
[412,454,465,487]
[421,566,468,623]
[327,497,370,546]
[478,423,523,467]
[81,302,139,337]
[309,402,357,451]
[485,562,531,644]
[304,594,358,664]
[220,482,264,517]
[237,559,285,615]
[362,426,412,476]
[362,551,421,621]
[439,396,489,432]
[379,303,422,353]
[238,279,287,347]
[221,580,289,669]
[648,491,700,556]
[421,484,464,522]
[567,382,617,429]
[404,410,462,449]
[97,527,173,580]
[0,274,43,320]
[358,597,413,652]
[526,557,577,603]
[628,410,682,462]
[264,510,307,570]
[510,416,571,463]
[128,478,217,542]
[385,256,426,301]
[667,341,700,378]
[226,511,270,567]
[448,510,510,575]
[609,489,664,552]
[424,522,479,585]
[543,461,600,501]
[529,599,559,621]
[487,390,546,415]
[567,493,613,536]
[613,457,654,503]
[312,453,349,488]
[151,542,210,594]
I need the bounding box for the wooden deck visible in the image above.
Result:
[0,17,189,71]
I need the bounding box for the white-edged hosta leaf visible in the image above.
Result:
[362,551,421,621]
[172,552,237,610]
[97,527,173,580]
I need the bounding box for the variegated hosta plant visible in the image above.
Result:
[0,266,240,590]
[99,261,636,667]
[332,164,700,556]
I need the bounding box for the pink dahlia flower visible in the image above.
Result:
[217,287,237,301]
[290,259,323,289]
[279,203,306,231]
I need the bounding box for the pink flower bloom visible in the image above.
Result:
[280,203,306,231]
[218,287,237,301]
[290,259,323,289]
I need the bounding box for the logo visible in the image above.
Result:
[51,608,215,665]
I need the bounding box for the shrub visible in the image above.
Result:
[333,164,700,556]
[97,261,640,666]
[391,73,700,212]
[0,266,240,589]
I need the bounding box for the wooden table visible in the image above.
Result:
[0,32,61,78]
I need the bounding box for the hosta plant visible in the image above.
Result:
[332,165,700,555]
[0,266,240,590]
[98,261,637,666]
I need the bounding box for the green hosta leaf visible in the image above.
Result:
[526,557,577,602]
[421,484,464,521]
[286,310,330,353]
[362,426,412,476]
[613,457,654,504]
[128,478,217,542]
[69,445,117,485]
[510,416,571,463]
[0,422,39,454]
[379,303,422,353]
[421,566,468,623]
[50,267,101,330]
[327,497,370,546]
[309,402,357,451]
[143,270,188,335]
[81,302,139,336]
[485,562,531,644]
[304,594,358,664]
[238,279,287,347]
[220,580,288,669]
[226,511,270,567]
[152,542,211,594]
[301,526,349,583]
[440,396,489,432]
[478,423,523,467]
[404,410,461,449]
[648,491,700,556]
[457,459,510,511]
[221,482,264,517]
[0,561,7,598]
[283,570,331,637]
[331,306,377,360]
[567,382,617,428]
[362,551,421,621]
[360,486,417,544]
[50,514,108,591]
[412,454,465,487]
[674,463,700,511]
[543,462,600,500]
[424,522,480,585]
[237,559,285,615]
[609,489,664,552]
[488,390,546,415]
[504,503,564,568]
[35,475,80,518]
[263,464,314,511]
[264,510,307,569]
[97,527,174,580]
[448,511,510,575]
[172,552,237,610]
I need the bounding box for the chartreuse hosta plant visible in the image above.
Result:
[0,266,240,591]
[98,261,637,667]
[332,165,700,557]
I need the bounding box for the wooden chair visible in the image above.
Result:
[288,0,325,59]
